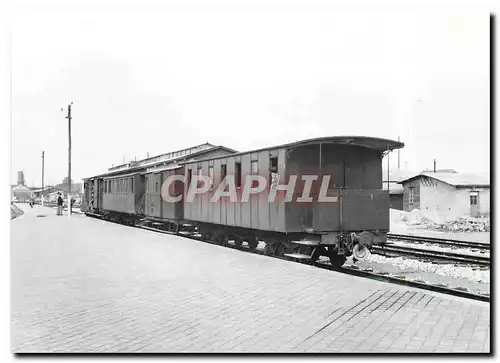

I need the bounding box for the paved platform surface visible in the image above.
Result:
[11,204,490,353]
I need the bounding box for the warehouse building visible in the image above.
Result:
[382,169,415,210]
[398,171,490,219]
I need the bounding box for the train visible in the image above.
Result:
[82,136,404,268]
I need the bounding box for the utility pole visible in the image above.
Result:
[62,102,73,216]
[386,144,390,192]
[41,151,44,207]
[397,136,400,169]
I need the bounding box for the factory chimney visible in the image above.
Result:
[17,171,25,185]
[433,159,436,173]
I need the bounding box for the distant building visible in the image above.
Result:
[398,171,490,218]
[382,169,416,210]
[17,171,25,186]
[11,184,33,202]
[55,177,83,196]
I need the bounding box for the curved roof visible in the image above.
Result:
[84,136,403,180]
[286,136,404,152]
[187,136,404,164]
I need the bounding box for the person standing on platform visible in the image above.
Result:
[57,193,63,215]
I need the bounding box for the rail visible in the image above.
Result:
[387,233,490,250]
[371,244,490,266]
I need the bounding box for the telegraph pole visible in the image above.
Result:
[387,146,390,192]
[62,102,73,216]
[41,151,44,207]
[397,136,400,169]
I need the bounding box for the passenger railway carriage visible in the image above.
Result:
[82,136,404,268]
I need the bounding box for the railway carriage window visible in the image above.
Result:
[221,164,227,180]
[235,162,242,188]
[251,160,258,174]
[208,166,214,190]
[131,178,134,193]
[251,161,259,188]
[197,167,203,188]
[270,157,278,172]
[155,181,159,193]
[187,169,192,189]
[269,157,278,185]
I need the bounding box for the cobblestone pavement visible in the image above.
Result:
[11,204,490,353]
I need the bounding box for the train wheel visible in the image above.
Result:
[328,247,347,270]
[310,246,323,263]
[234,237,243,248]
[264,243,275,255]
[219,235,229,247]
[247,236,258,250]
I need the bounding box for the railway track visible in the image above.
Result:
[371,244,490,267]
[80,212,490,303]
[387,233,490,251]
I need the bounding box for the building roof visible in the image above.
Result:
[84,143,237,180]
[11,185,31,192]
[108,143,238,172]
[399,172,490,188]
[382,168,417,183]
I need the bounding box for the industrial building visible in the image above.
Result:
[398,171,490,219]
[382,169,415,210]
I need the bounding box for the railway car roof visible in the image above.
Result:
[144,164,183,174]
[182,136,404,163]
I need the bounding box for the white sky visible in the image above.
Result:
[9,8,490,186]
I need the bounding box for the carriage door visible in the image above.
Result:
[470,191,480,217]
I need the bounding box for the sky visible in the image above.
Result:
[9,9,490,186]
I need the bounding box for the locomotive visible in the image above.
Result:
[82,136,404,268]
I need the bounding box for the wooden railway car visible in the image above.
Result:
[82,143,236,222]
[143,164,184,229]
[181,136,403,267]
[82,137,404,269]
[102,172,146,218]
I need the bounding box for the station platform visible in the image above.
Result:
[11,204,490,353]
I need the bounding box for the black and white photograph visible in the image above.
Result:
[6,1,492,354]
